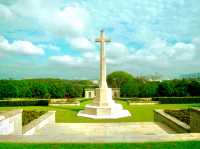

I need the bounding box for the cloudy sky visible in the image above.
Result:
[0,0,200,79]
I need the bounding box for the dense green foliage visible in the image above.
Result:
[107,71,200,97]
[0,99,49,106]
[107,71,134,88]
[0,79,93,99]
[22,110,46,126]
[0,71,200,98]
[152,97,200,104]
[0,141,200,149]
[165,109,190,125]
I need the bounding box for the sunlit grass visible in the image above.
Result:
[0,141,200,149]
[0,99,199,123]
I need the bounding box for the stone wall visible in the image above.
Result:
[0,110,22,135]
[112,88,120,98]
[190,108,200,132]
[23,111,56,135]
[85,88,120,98]
[85,89,96,98]
[154,110,190,133]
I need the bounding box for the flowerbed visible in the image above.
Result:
[164,109,190,125]
[22,110,46,126]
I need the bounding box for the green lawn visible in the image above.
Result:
[0,141,200,149]
[0,99,199,123]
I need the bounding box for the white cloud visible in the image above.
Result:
[0,4,13,20]
[107,42,129,59]
[69,37,94,51]
[172,42,195,60]
[130,38,198,62]
[39,44,60,51]
[1,1,91,51]
[83,52,98,60]
[123,37,200,75]
[42,3,90,38]
[49,55,82,66]
[0,36,44,56]
[1,0,200,79]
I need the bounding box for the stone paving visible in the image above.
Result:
[0,122,200,143]
[35,122,175,136]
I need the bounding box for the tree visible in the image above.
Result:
[65,83,83,98]
[107,71,134,88]
[0,81,19,98]
[173,79,189,97]
[48,83,65,98]
[188,80,200,96]
[158,81,175,97]
[121,79,140,97]
[30,82,48,98]
[140,82,158,97]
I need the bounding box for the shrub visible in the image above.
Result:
[152,97,200,104]
[165,109,190,125]
[22,110,46,126]
[0,99,49,107]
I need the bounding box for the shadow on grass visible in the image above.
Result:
[49,106,83,112]
[67,108,83,112]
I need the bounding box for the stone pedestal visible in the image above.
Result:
[78,88,131,119]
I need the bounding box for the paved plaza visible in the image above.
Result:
[35,122,175,136]
[1,122,200,143]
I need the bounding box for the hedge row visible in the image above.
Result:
[0,99,49,107]
[152,97,200,104]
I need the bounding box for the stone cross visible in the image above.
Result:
[95,30,111,88]
[77,30,131,119]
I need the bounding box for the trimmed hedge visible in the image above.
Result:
[0,99,49,107]
[152,97,200,104]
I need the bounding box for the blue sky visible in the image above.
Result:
[0,0,200,79]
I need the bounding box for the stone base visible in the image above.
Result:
[78,103,131,119]
[78,87,131,119]
[78,110,131,119]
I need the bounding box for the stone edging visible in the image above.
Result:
[154,109,190,133]
[129,101,159,105]
[0,110,23,135]
[191,107,200,113]
[190,108,200,132]
[0,109,23,119]
[23,111,56,135]
[49,103,80,106]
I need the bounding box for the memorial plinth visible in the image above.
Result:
[78,30,131,119]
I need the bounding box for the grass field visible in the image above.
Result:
[0,99,199,123]
[0,141,200,149]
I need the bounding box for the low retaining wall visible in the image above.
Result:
[129,101,159,105]
[23,111,56,135]
[154,110,190,133]
[49,99,80,106]
[190,108,200,132]
[0,110,22,135]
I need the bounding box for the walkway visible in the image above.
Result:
[0,122,200,143]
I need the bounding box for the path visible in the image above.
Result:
[1,122,199,143]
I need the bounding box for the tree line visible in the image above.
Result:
[0,71,200,99]
[0,79,93,99]
[107,71,200,97]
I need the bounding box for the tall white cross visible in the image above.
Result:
[95,30,111,88]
